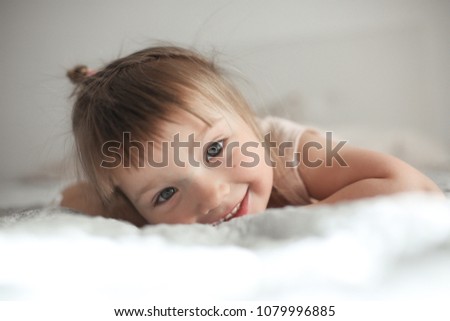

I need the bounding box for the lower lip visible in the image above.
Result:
[234,188,250,218]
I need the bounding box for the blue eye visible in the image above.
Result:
[206,140,224,162]
[155,187,177,205]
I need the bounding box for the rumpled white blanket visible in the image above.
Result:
[1,193,449,300]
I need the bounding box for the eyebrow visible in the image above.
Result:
[173,116,224,139]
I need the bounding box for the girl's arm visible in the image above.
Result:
[297,131,443,204]
[60,182,147,226]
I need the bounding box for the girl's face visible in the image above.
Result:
[114,109,273,225]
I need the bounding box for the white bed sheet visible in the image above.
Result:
[1,190,449,301]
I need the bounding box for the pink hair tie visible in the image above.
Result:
[86,68,97,77]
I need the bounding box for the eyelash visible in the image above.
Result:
[205,139,225,162]
[153,139,226,206]
[154,187,177,205]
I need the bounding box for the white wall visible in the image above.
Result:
[0,0,449,181]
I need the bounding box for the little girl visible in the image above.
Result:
[61,46,442,227]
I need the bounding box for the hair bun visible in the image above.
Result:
[67,65,93,84]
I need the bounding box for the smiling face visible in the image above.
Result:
[113,109,273,225]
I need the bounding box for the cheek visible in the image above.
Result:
[229,142,273,188]
[227,135,265,167]
[140,202,198,225]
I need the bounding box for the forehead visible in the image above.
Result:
[155,108,229,142]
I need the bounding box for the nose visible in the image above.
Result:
[193,175,230,215]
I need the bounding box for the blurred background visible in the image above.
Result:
[0,0,449,184]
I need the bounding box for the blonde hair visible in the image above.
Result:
[67,46,261,202]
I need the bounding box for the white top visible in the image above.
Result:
[258,116,318,207]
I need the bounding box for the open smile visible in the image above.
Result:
[212,188,250,226]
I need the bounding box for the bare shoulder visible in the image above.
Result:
[60,182,147,227]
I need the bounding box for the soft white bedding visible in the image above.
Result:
[1,192,449,301]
